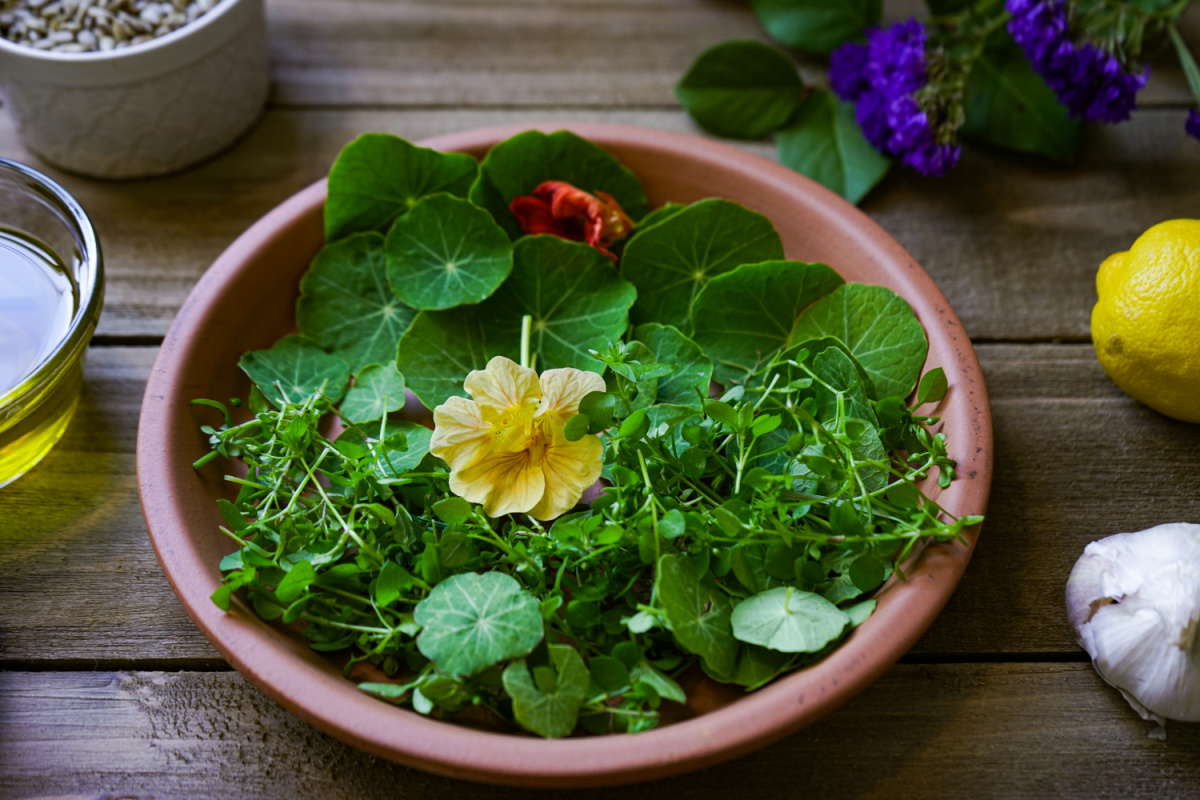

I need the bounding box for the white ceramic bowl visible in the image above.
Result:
[0,0,268,179]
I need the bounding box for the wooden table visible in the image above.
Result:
[3,1,1200,796]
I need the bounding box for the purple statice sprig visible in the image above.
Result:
[830,20,963,177]
[1188,109,1200,142]
[1006,0,1149,124]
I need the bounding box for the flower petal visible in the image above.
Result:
[464,356,541,414]
[451,449,546,518]
[536,368,606,424]
[527,430,604,521]
[430,397,493,471]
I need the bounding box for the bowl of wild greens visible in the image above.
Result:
[137,122,993,787]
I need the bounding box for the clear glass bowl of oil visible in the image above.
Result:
[0,159,104,488]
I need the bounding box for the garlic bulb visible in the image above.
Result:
[1066,523,1200,725]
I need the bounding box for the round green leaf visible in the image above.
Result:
[398,236,636,408]
[385,194,513,310]
[239,335,350,407]
[620,199,784,331]
[730,586,850,653]
[656,554,738,679]
[502,644,590,738]
[633,323,712,408]
[777,90,892,205]
[675,40,804,140]
[297,233,416,374]
[341,363,406,424]
[690,260,845,386]
[751,0,882,55]
[413,572,544,679]
[470,129,649,240]
[325,133,478,242]
[788,283,929,399]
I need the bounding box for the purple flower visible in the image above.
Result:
[1187,110,1200,142]
[1006,0,1148,123]
[830,20,961,177]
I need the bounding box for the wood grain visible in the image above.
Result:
[263,0,1198,109]
[2,664,1197,798]
[3,344,1197,665]
[1,107,1197,342]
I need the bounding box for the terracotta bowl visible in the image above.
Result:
[138,122,993,787]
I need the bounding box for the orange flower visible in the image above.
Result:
[429,356,605,520]
[509,181,634,262]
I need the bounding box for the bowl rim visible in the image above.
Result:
[137,121,993,788]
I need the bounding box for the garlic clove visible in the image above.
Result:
[1066,523,1200,724]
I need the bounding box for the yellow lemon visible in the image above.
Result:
[1092,220,1200,423]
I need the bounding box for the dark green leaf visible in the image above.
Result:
[751,0,882,55]
[589,655,630,693]
[636,203,687,232]
[239,335,350,407]
[675,40,805,139]
[704,399,739,428]
[629,662,686,703]
[962,30,1080,162]
[564,413,591,441]
[275,560,315,605]
[414,572,544,678]
[502,644,591,738]
[385,194,513,310]
[657,554,739,679]
[374,561,412,608]
[777,90,892,204]
[691,260,845,385]
[730,586,850,653]
[849,556,886,592]
[789,283,928,399]
[633,324,713,408]
[325,133,478,242]
[432,497,472,525]
[297,233,416,374]
[341,363,407,424]
[620,199,784,330]
[470,130,649,240]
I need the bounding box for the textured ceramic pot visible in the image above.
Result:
[138,122,994,787]
[0,0,268,179]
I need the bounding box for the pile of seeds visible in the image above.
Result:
[0,0,222,52]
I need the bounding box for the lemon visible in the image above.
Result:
[1091,220,1200,423]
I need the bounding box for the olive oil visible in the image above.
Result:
[0,228,81,487]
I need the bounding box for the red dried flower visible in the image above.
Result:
[509,181,634,262]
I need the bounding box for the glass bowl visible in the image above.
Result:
[0,159,104,487]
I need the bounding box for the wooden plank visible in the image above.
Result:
[2,664,1197,797]
[2,344,1197,664]
[263,0,1198,108]
[1,107,1197,342]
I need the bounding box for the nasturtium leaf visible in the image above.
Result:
[849,556,886,593]
[675,40,805,140]
[341,363,407,423]
[325,133,478,242]
[385,193,514,310]
[961,30,1080,163]
[789,283,928,399]
[502,644,591,738]
[413,572,544,679]
[691,260,845,385]
[730,586,850,653]
[636,203,687,233]
[809,345,876,425]
[629,662,687,703]
[731,643,793,690]
[471,130,649,240]
[845,598,876,627]
[297,233,416,375]
[620,199,784,330]
[633,323,712,408]
[776,90,892,205]
[398,236,636,408]
[657,554,739,679]
[751,0,882,55]
[239,335,350,407]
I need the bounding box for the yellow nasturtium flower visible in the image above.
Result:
[430,356,605,520]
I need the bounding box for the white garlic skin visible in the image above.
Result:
[1066,522,1200,725]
